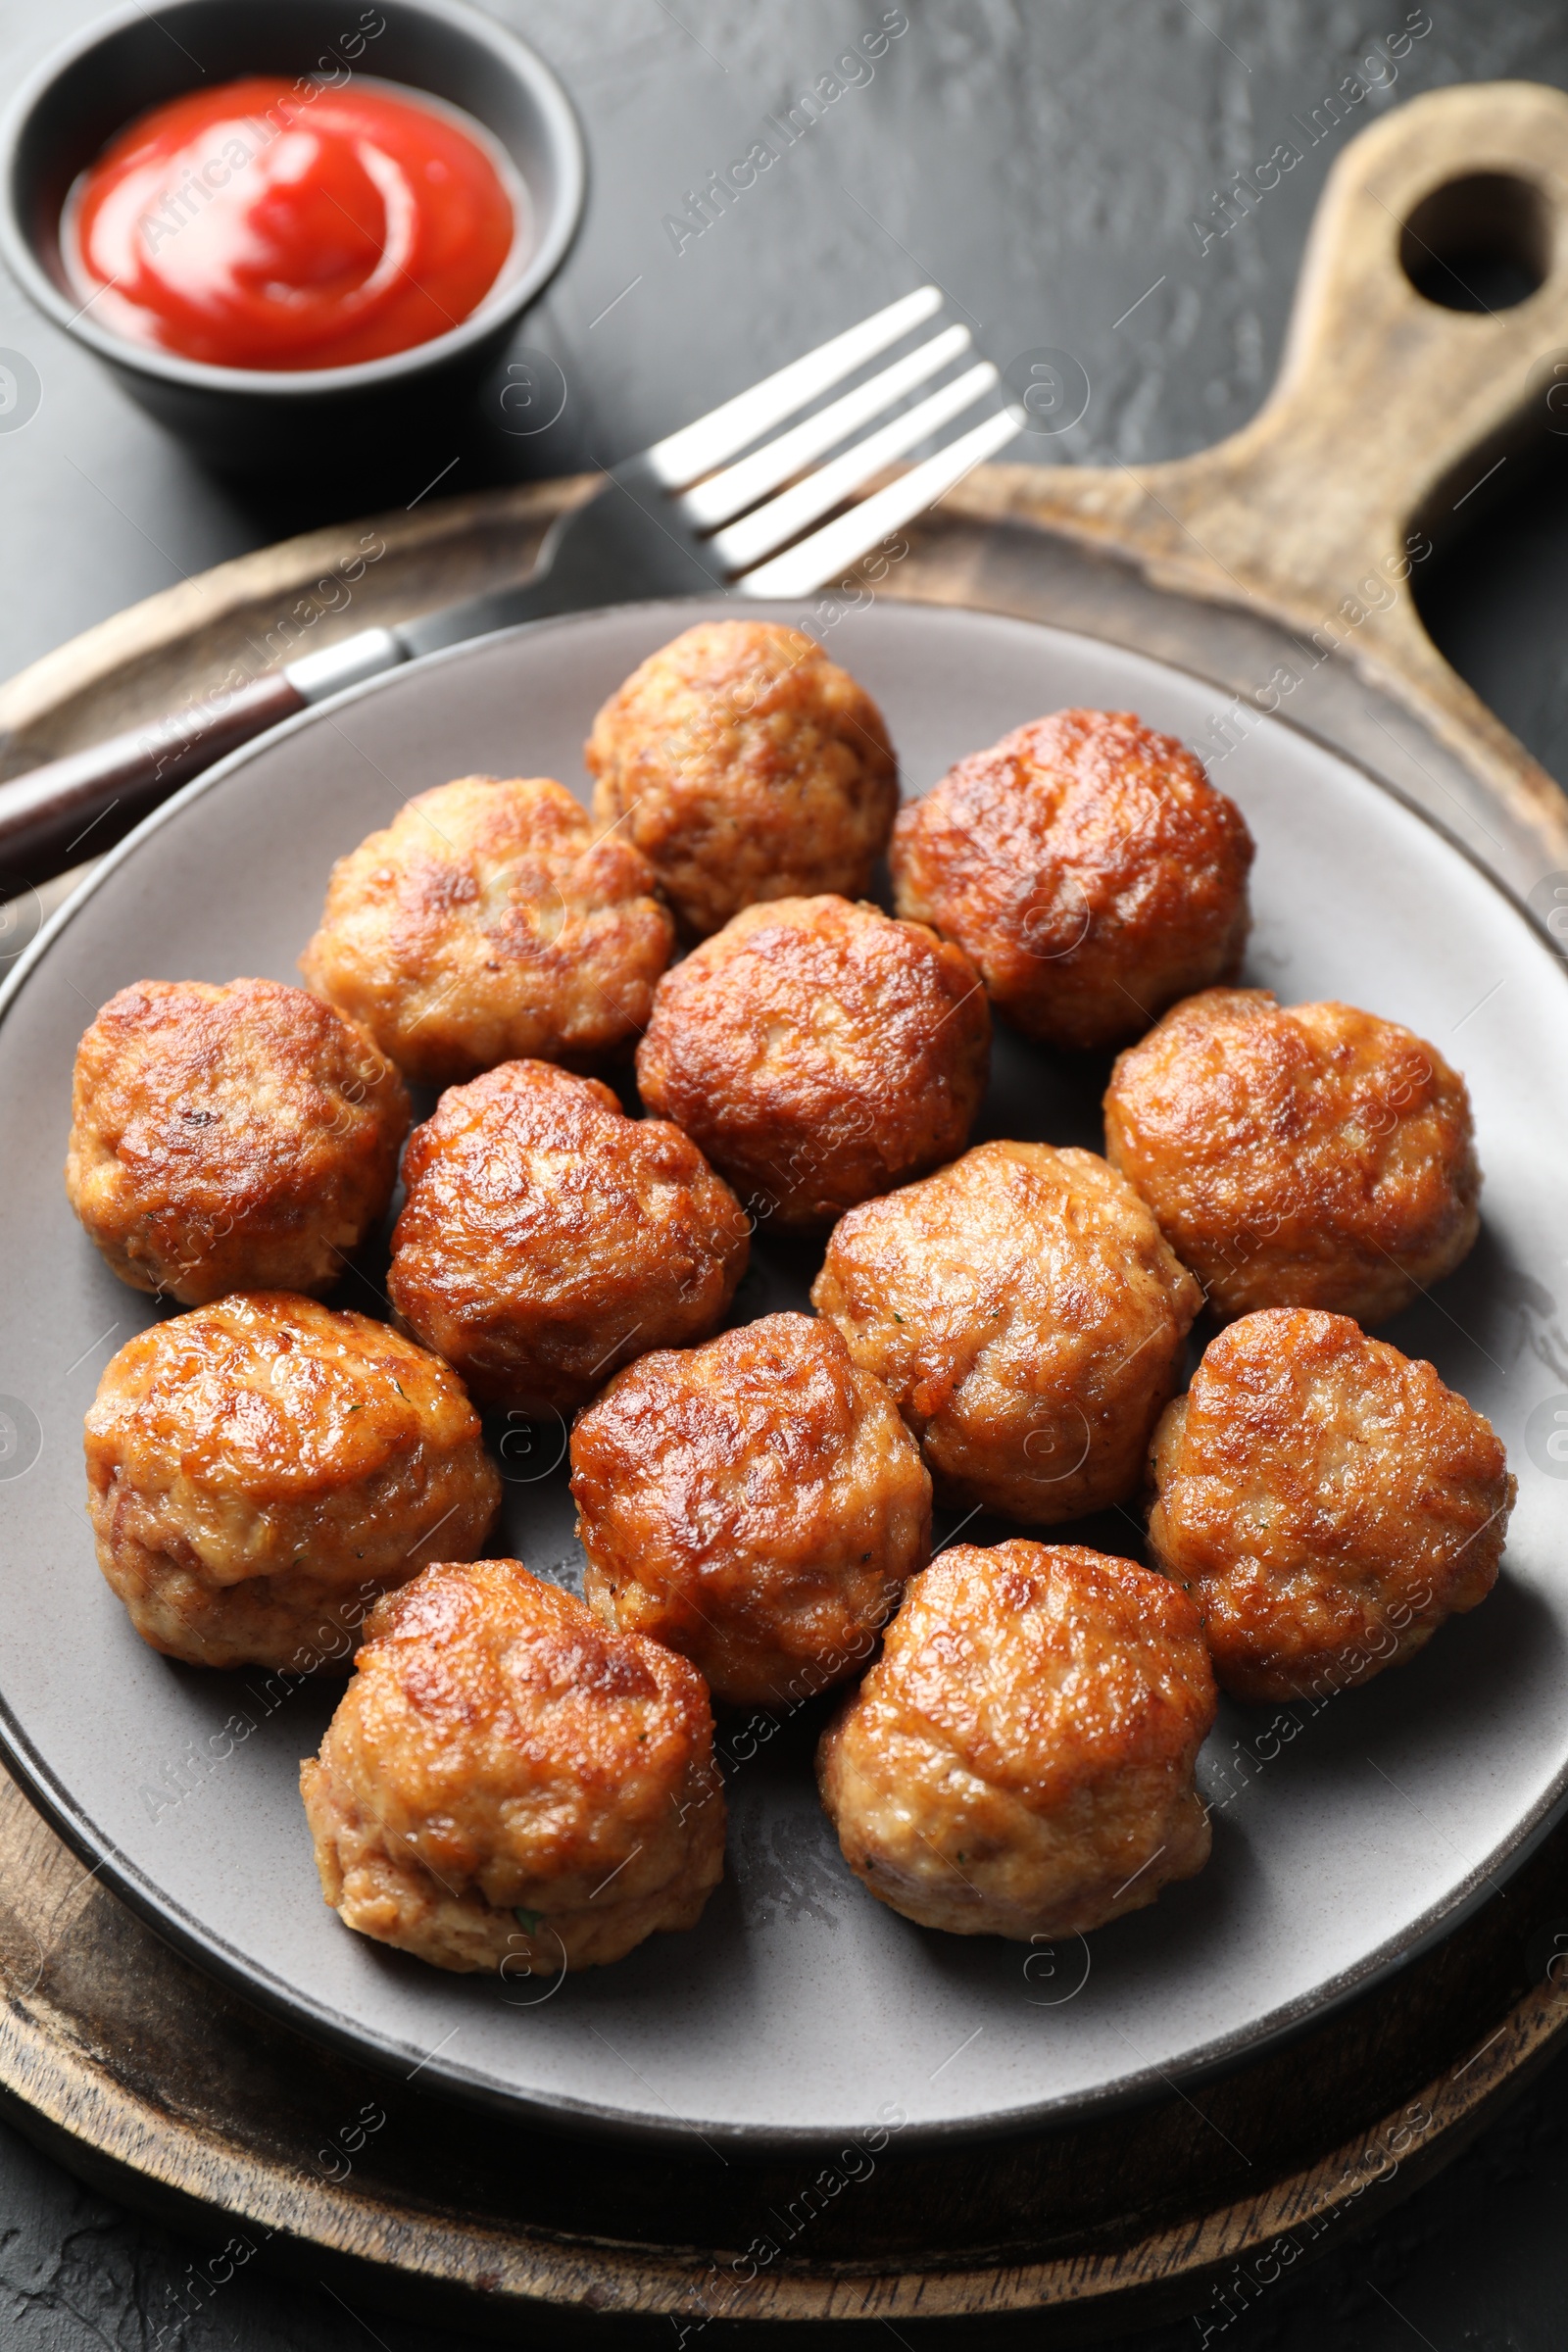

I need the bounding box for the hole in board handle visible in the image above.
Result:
[1399,172,1550,313]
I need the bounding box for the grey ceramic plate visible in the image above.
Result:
[0,598,1564,2148]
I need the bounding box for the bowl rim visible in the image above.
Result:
[0,0,585,397]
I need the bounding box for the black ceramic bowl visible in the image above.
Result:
[0,0,584,474]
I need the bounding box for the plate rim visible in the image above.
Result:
[3,591,1565,2151]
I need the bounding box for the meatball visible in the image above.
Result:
[818,1540,1215,1938]
[299,774,674,1085]
[572,1313,931,1708]
[636,896,989,1231]
[301,1557,725,1973]
[584,620,898,938]
[387,1058,749,1415]
[84,1294,499,1671]
[1148,1309,1513,1705]
[891,710,1253,1051]
[812,1141,1201,1522]
[66,978,410,1306]
[1103,989,1480,1323]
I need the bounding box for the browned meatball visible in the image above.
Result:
[1103,990,1480,1324]
[387,1058,749,1415]
[812,1142,1201,1522]
[572,1313,931,1707]
[636,896,989,1231]
[584,621,898,938]
[818,1541,1215,1938]
[299,774,674,1085]
[66,978,409,1306]
[84,1294,499,1671]
[891,710,1253,1050]
[1148,1309,1513,1704]
[301,1557,725,1973]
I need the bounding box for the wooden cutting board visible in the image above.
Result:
[4,77,1568,2342]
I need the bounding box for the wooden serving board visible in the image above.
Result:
[4,77,1568,2341]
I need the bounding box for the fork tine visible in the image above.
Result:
[643,286,944,491]
[676,323,972,531]
[735,406,1024,599]
[710,360,1000,573]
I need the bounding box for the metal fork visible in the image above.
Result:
[0,286,1020,886]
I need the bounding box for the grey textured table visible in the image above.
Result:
[4,1,1568,2343]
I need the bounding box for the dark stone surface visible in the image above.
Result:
[2,0,1568,2341]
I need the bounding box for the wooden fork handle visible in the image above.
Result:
[0,670,305,893]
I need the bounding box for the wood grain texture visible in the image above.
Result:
[5,75,1568,2336]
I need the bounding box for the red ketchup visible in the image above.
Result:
[66,76,518,370]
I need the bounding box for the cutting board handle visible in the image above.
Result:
[974,78,1568,856]
[6,80,1568,879]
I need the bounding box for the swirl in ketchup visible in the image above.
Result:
[66,75,520,371]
